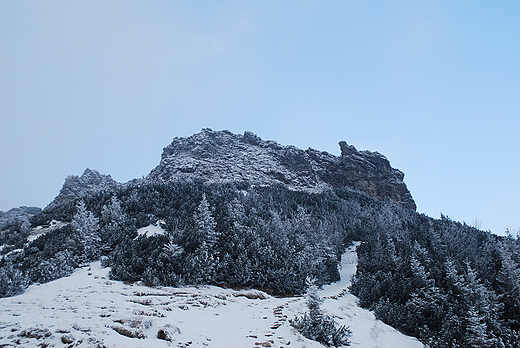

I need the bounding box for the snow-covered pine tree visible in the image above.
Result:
[497,242,520,330]
[195,194,218,248]
[100,195,127,249]
[72,201,101,261]
[163,240,184,259]
[186,194,219,283]
[101,196,125,227]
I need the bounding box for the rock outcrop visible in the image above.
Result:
[147,129,416,210]
[0,206,41,227]
[46,169,120,210]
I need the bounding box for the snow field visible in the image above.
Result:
[136,220,167,238]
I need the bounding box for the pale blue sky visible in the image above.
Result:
[1,1,519,235]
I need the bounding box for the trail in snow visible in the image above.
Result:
[318,243,423,348]
[0,243,423,348]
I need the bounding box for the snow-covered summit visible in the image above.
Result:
[147,129,416,210]
[40,129,415,211]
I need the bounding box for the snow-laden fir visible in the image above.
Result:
[0,243,423,348]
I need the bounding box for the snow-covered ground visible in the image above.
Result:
[136,220,167,238]
[0,244,423,348]
[319,243,423,348]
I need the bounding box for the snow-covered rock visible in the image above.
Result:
[147,129,416,210]
[45,168,120,210]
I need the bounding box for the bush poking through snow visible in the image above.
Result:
[110,325,146,339]
[291,282,351,347]
[157,328,171,341]
[18,327,52,339]
[61,334,75,344]
[233,289,270,299]
[291,313,351,347]
[157,324,181,342]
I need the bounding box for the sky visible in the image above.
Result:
[1,1,519,235]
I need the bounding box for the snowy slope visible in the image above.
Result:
[318,244,424,348]
[136,220,167,238]
[0,244,423,348]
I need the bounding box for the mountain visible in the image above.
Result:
[0,206,41,228]
[1,129,520,347]
[44,129,415,212]
[147,129,416,210]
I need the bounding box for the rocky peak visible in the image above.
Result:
[0,206,42,227]
[45,169,119,210]
[147,129,416,210]
[339,141,357,157]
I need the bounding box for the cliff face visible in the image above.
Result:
[147,129,416,210]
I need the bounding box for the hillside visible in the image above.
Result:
[1,129,520,347]
[0,244,423,348]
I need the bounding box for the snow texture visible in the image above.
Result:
[136,220,167,238]
[0,244,423,348]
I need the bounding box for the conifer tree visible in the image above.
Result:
[72,201,100,261]
[187,194,219,283]
[100,196,127,249]
[193,194,218,248]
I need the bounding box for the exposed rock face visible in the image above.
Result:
[46,169,119,210]
[147,129,416,210]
